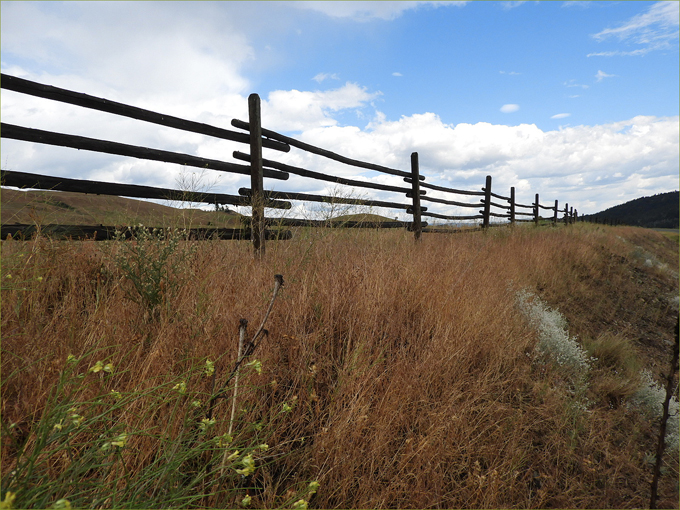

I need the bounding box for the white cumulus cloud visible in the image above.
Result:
[261,82,382,132]
[1,1,676,219]
[500,104,520,113]
[268,112,679,216]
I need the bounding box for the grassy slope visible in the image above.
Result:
[1,188,241,228]
[1,224,678,508]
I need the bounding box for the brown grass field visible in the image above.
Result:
[1,222,678,508]
[0,188,242,228]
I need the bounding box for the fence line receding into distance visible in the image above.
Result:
[0,73,579,254]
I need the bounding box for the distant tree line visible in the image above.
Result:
[581,191,679,229]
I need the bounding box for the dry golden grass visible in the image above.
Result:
[1,223,678,508]
[0,188,242,228]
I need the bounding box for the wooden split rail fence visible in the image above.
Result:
[0,74,578,255]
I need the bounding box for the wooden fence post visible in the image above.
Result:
[534,193,539,226]
[564,203,569,225]
[510,186,516,224]
[553,200,558,226]
[482,175,492,229]
[248,93,265,258]
[410,152,422,241]
[570,206,574,225]
[574,209,578,223]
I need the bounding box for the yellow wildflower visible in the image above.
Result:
[68,409,84,427]
[235,453,255,476]
[217,434,233,447]
[172,381,187,394]
[198,418,216,432]
[204,360,215,377]
[246,360,262,375]
[225,450,240,462]
[110,433,128,448]
[88,361,104,373]
[0,491,16,509]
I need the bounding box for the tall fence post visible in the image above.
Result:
[248,93,265,258]
[482,175,492,229]
[534,193,540,226]
[410,152,422,241]
[570,206,574,225]
[509,186,516,224]
[553,200,558,226]
[564,203,569,225]
[574,209,578,223]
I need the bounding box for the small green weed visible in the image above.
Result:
[112,225,196,321]
[0,349,313,509]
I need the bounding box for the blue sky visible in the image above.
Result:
[251,2,678,129]
[1,1,678,219]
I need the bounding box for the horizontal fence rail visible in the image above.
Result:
[0,73,290,153]
[404,178,486,196]
[0,74,580,251]
[232,151,425,195]
[1,123,289,181]
[238,188,422,212]
[1,170,292,209]
[0,224,292,242]
[231,119,424,181]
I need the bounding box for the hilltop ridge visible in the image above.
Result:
[0,187,241,227]
[582,191,679,229]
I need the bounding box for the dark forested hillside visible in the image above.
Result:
[582,191,679,228]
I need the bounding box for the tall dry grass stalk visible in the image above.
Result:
[1,224,678,508]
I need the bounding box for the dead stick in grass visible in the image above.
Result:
[204,275,284,479]
[228,319,248,437]
[206,274,284,419]
[650,316,679,509]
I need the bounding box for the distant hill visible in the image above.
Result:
[333,213,403,223]
[1,188,404,230]
[581,191,679,229]
[1,188,242,228]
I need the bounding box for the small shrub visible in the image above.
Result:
[629,369,679,452]
[112,225,195,320]
[516,289,593,378]
[584,331,642,382]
